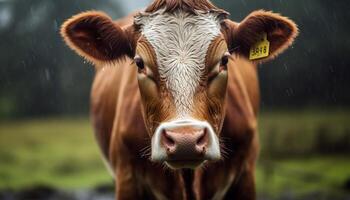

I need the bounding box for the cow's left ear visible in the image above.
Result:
[223,10,298,63]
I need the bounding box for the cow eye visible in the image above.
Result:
[220,53,230,66]
[134,56,144,70]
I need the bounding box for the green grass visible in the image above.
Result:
[0,110,349,196]
[258,109,350,157]
[256,156,350,197]
[0,118,111,189]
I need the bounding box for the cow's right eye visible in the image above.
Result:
[134,56,144,70]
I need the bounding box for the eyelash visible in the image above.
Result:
[134,57,144,69]
[221,55,229,66]
[207,53,230,82]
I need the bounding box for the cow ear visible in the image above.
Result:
[61,11,133,64]
[224,10,298,63]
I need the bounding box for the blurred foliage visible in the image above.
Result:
[0,0,349,119]
[0,0,125,118]
[0,111,349,198]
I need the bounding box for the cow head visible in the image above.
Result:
[61,0,298,169]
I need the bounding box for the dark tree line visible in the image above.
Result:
[0,0,349,119]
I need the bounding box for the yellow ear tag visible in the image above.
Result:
[249,33,270,60]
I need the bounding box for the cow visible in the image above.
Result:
[60,0,298,199]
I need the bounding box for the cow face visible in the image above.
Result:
[134,10,229,168]
[61,9,297,169]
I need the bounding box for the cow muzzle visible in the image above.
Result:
[151,119,221,169]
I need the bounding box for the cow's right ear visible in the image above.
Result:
[61,11,133,64]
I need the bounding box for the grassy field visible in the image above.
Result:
[0,110,349,197]
[0,118,111,189]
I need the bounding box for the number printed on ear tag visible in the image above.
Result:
[249,33,270,60]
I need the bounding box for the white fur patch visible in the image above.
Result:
[136,10,222,118]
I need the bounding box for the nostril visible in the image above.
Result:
[196,128,208,147]
[162,130,175,147]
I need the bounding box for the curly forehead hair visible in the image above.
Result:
[145,0,229,15]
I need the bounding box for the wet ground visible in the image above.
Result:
[0,185,115,200]
[1,185,350,200]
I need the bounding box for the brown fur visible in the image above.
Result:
[145,0,228,16]
[192,37,228,134]
[90,54,259,200]
[60,11,133,65]
[61,1,298,199]
[136,38,178,135]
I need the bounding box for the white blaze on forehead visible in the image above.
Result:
[136,10,222,118]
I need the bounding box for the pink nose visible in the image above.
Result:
[161,126,209,160]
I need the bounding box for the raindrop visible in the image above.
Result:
[285,88,294,97]
[0,6,12,29]
[45,69,51,81]
[21,60,26,68]
[240,0,247,7]
[53,20,58,31]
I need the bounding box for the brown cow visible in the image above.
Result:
[61,0,298,199]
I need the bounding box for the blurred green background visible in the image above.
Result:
[0,0,349,200]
